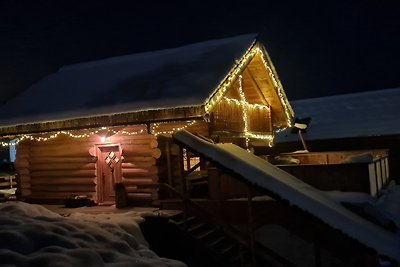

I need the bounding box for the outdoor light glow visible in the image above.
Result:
[151,120,197,136]
[3,128,146,145]
[100,136,107,143]
[236,75,274,148]
[204,43,293,128]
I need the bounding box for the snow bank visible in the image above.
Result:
[375,181,400,228]
[0,202,186,267]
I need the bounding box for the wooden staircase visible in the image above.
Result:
[167,211,297,267]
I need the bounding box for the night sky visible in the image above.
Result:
[1,0,399,103]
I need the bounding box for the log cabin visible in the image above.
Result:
[0,34,293,205]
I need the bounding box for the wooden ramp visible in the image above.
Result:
[172,130,400,263]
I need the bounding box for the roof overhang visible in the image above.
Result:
[0,106,205,137]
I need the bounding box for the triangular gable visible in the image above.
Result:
[204,42,293,129]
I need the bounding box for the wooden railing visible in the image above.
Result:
[0,174,16,190]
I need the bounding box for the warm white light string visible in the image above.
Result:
[151,120,197,136]
[236,75,274,149]
[1,127,146,147]
[204,44,293,128]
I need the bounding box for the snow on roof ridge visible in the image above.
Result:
[59,33,258,72]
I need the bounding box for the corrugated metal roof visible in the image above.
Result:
[276,87,400,142]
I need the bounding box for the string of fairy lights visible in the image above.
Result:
[1,42,291,149]
[204,44,293,128]
[150,120,197,136]
[237,75,274,148]
[0,121,197,147]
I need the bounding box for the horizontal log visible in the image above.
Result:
[29,146,92,157]
[15,151,29,158]
[14,158,29,169]
[29,156,97,164]
[19,175,31,183]
[27,192,96,199]
[30,177,95,185]
[30,151,92,157]
[30,163,96,171]
[122,167,158,177]
[19,183,31,189]
[31,185,95,192]
[125,187,157,194]
[122,146,161,159]
[122,156,156,164]
[121,178,157,185]
[120,139,158,148]
[17,168,30,176]
[121,162,156,168]
[30,169,96,178]
[20,188,32,196]
[109,135,157,144]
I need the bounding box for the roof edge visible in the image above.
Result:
[0,106,205,136]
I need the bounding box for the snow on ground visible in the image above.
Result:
[0,201,186,267]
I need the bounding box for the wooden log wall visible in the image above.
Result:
[13,122,212,204]
[14,137,97,202]
[119,133,161,203]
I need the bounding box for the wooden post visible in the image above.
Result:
[165,141,173,198]
[247,187,256,267]
[314,240,322,267]
[178,147,188,229]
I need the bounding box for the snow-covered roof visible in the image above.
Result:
[0,34,258,133]
[276,87,400,143]
[173,130,400,261]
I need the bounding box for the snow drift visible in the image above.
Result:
[0,202,186,267]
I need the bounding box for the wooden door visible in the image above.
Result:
[96,144,122,203]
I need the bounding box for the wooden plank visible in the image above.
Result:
[121,162,156,168]
[122,166,158,177]
[30,169,96,177]
[30,163,96,171]
[368,163,377,197]
[122,156,156,164]
[28,192,96,199]
[0,106,204,136]
[31,185,95,192]
[122,177,158,185]
[14,158,29,169]
[30,177,95,185]
[122,146,161,158]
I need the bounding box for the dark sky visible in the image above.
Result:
[1,0,399,103]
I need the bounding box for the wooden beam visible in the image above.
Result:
[243,68,270,106]
[0,106,205,136]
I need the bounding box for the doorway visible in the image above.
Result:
[96,144,122,204]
